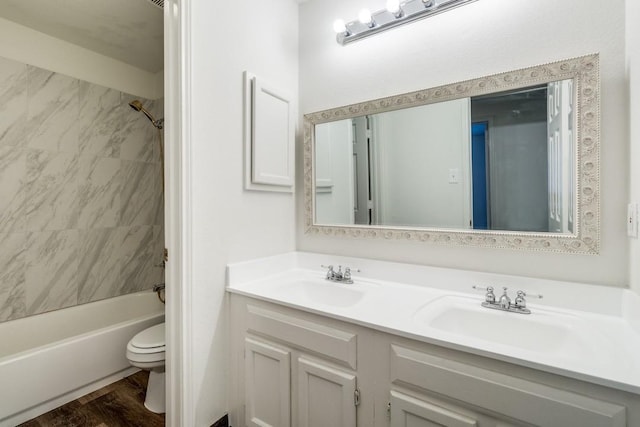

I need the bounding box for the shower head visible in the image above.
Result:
[128,100,163,129]
[129,100,144,112]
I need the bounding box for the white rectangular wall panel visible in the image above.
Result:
[244,71,294,192]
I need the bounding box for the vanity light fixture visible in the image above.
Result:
[334,0,477,45]
[358,9,375,28]
[332,19,350,36]
[386,0,403,18]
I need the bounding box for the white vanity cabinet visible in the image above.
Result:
[234,302,361,427]
[229,295,638,427]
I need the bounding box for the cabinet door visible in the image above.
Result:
[390,390,478,427]
[297,357,357,427]
[245,338,291,427]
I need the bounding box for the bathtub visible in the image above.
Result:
[0,291,165,426]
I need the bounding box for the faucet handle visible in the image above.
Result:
[321,264,335,279]
[518,290,543,299]
[343,266,360,279]
[472,285,493,292]
[321,264,335,274]
[472,285,496,303]
[513,290,543,309]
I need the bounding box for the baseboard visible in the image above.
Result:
[211,413,229,427]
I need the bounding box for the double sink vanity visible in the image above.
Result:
[226,53,638,426]
[227,252,640,427]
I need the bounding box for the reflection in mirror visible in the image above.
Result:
[314,80,574,234]
[305,55,599,253]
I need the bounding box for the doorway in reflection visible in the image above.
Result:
[471,122,489,230]
[471,85,549,232]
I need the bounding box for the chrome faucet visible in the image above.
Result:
[321,265,360,284]
[472,286,543,314]
[498,287,511,309]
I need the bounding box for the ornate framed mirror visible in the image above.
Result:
[303,55,599,253]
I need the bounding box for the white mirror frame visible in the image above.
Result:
[303,54,600,254]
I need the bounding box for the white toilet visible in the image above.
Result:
[126,322,166,413]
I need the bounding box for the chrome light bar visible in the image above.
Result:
[334,0,478,45]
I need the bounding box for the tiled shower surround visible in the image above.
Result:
[0,55,164,322]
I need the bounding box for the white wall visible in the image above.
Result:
[298,0,627,286]
[188,0,298,424]
[628,0,640,294]
[0,17,162,99]
[375,99,470,228]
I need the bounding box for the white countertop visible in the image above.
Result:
[226,252,640,395]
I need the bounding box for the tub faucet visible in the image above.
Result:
[153,283,165,304]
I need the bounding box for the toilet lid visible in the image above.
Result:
[131,323,165,349]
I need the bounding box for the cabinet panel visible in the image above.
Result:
[391,390,478,427]
[245,338,291,427]
[247,304,357,369]
[391,345,626,427]
[297,357,356,427]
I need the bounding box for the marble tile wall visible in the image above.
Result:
[0,55,164,322]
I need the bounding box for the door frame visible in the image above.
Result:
[165,0,194,425]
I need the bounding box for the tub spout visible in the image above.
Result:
[153,283,165,304]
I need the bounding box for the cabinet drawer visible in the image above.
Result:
[390,345,626,427]
[247,305,357,369]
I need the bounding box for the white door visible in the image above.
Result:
[297,357,357,427]
[547,80,574,233]
[314,119,355,225]
[245,338,291,427]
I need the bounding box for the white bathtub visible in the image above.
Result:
[0,291,165,426]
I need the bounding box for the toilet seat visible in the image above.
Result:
[127,323,165,366]
[130,323,164,350]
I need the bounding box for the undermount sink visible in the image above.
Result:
[275,279,365,308]
[412,295,588,354]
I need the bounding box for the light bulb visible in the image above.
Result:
[333,19,347,34]
[386,0,401,14]
[358,8,374,27]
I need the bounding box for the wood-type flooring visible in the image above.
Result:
[19,371,165,427]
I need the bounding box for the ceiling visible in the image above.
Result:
[0,0,163,73]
